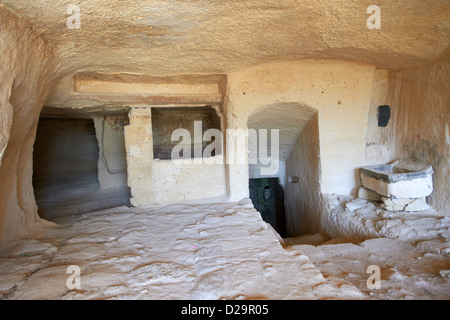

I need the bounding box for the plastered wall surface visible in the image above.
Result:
[152,158,227,203]
[93,114,129,190]
[285,112,321,237]
[125,107,226,206]
[386,51,450,213]
[365,69,393,165]
[225,60,376,200]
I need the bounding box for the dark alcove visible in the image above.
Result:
[249,178,287,237]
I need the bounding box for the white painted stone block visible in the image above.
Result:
[404,197,430,212]
[381,196,430,212]
[360,163,433,198]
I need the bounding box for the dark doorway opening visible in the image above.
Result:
[32,113,131,221]
[33,118,100,220]
[249,178,287,237]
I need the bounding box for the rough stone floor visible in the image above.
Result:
[0,199,363,300]
[0,198,448,300]
[34,172,130,220]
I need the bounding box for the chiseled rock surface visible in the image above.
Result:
[0,200,364,300]
[2,0,449,77]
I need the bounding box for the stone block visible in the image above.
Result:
[129,108,152,125]
[382,197,414,206]
[404,197,430,212]
[381,196,430,212]
[358,187,381,201]
[360,163,433,198]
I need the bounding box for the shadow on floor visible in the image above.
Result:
[33,172,131,220]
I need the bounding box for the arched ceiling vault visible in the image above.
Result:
[1,0,449,77]
[248,102,317,162]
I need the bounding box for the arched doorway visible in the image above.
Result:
[247,102,321,237]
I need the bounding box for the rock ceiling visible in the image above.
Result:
[2,0,450,77]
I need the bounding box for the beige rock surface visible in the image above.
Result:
[0,0,449,301]
[2,0,449,78]
[0,6,61,244]
[0,200,365,300]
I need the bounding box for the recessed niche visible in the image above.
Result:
[32,118,100,219]
[377,105,390,127]
[151,107,221,160]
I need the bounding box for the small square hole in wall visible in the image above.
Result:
[377,105,390,127]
